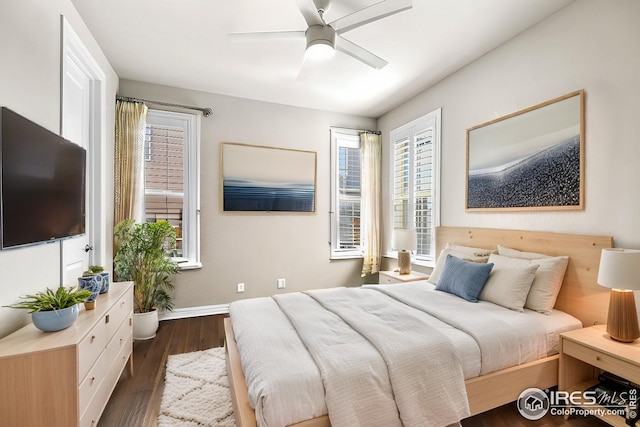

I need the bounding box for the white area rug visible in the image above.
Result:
[158,347,236,427]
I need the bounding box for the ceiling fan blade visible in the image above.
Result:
[335,36,388,69]
[330,0,412,35]
[294,0,324,27]
[229,30,306,40]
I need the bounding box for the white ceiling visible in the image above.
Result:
[71,0,574,118]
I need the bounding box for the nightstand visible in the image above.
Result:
[559,325,640,426]
[378,270,429,284]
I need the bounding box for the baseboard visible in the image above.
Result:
[158,304,230,321]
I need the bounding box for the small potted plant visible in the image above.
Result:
[78,269,104,310]
[86,265,110,294]
[5,286,92,332]
[114,219,179,340]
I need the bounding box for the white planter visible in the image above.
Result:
[133,309,159,340]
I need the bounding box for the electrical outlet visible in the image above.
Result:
[277,278,286,289]
[237,282,245,293]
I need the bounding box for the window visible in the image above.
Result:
[144,109,201,268]
[390,109,441,262]
[330,128,362,259]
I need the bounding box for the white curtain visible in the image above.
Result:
[360,132,382,276]
[114,100,147,227]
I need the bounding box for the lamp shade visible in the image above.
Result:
[597,248,640,290]
[392,229,417,251]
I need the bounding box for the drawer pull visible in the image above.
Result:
[596,356,601,361]
[90,376,96,384]
[120,338,123,345]
[90,335,96,343]
[105,314,110,324]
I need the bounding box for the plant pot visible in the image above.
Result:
[98,272,110,294]
[31,305,79,332]
[78,275,103,310]
[133,309,159,340]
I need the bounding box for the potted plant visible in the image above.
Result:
[78,268,104,310]
[114,219,179,340]
[5,286,92,332]
[86,265,110,294]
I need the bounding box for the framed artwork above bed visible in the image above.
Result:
[220,142,317,213]
[466,90,585,211]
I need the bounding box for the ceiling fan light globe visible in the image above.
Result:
[305,41,335,61]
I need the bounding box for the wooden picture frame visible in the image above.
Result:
[220,142,317,213]
[466,90,585,211]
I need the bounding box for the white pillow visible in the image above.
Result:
[447,243,496,257]
[480,254,539,312]
[497,244,550,260]
[497,245,569,314]
[428,245,492,285]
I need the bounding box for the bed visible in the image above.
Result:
[225,226,613,427]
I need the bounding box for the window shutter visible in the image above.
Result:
[414,128,433,256]
[337,145,361,249]
[393,136,410,229]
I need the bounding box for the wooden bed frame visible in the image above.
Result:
[225,226,613,427]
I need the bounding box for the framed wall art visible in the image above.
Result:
[466,90,585,211]
[221,142,317,213]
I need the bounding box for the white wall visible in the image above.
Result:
[0,0,118,338]
[118,80,376,308]
[379,0,640,254]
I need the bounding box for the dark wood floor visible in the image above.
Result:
[101,315,608,427]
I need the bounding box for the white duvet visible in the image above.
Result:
[229,282,581,427]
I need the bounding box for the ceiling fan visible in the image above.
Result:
[230,0,412,71]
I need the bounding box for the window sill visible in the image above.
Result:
[330,253,363,261]
[172,258,202,270]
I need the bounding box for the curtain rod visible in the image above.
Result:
[330,126,381,135]
[116,95,213,117]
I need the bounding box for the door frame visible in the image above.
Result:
[60,16,107,274]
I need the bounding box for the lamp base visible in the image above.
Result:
[606,289,640,343]
[398,251,411,275]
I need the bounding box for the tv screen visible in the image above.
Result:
[0,107,86,249]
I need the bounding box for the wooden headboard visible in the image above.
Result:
[436,226,613,328]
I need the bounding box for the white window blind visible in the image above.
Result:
[390,109,441,262]
[330,129,363,258]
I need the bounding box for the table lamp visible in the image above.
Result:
[392,229,417,275]
[597,248,640,343]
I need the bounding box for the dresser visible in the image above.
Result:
[0,281,134,427]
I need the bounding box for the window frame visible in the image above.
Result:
[388,108,441,264]
[145,109,201,269]
[329,128,363,259]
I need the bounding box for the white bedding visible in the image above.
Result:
[229,281,582,427]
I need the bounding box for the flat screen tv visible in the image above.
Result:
[0,107,86,249]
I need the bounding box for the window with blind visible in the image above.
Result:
[390,109,441,262]
[330,129,363,258]
[145,109,201,268]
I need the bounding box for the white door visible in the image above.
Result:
[60,18,105,286]
[61,54,92,285]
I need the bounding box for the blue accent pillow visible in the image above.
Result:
[435,254,494,302]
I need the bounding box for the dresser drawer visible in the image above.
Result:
[79,338,131,427]
[105,295,133,338]
[78,319,109,382]
[78,350,108,417]
[107,315,132,364]
[563,339,640,382]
